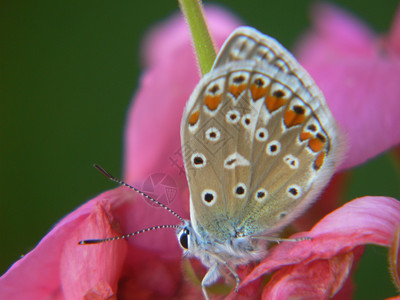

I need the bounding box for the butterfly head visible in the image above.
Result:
[177,221,192,252]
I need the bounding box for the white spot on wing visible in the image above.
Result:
[253,46,274,63]
[266,140,281,156]
[283,154,299,169]
[274,58,290,73]
[188,117,200,134]
[224,152,250,169]
[287,185,302,199]
[255,127,269,142]
[205,127,221,142]
[191,153,206,168]
[240,113,254,129]
[255,188,268,202]
[229,36,256,61]
[202,189,217,206]
[233,183,247,199]
[226,109,241,124]
[270,82,291,102]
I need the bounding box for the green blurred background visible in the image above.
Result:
[1,0,399,298]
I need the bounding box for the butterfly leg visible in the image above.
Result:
[201,264,219,300]
[205,251,240,292]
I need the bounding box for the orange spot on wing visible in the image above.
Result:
[299,132,313,141]
[204,95,222,111]
[283,110,306,127]
[313,151,326,170]
[265,96,286,112]
[229,84,247,98]
[308,137,324,152]
[188,110,200,126]
[250,84,268,101]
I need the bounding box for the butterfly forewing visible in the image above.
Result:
[181,27,340,241]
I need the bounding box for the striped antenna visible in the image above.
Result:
[93,164,185,222]
[78,224,180,245]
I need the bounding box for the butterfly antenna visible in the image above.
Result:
[93,164,185,222]
[78,224,180,245]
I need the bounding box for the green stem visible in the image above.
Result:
[179,0,216,75]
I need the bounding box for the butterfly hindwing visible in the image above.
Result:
[181,27,340,241]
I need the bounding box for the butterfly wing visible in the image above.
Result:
[181,27,342,241]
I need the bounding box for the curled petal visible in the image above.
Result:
[0,191,127,300]
[243,197,400,286]
[61,201,127,299]
[262,252,354,300]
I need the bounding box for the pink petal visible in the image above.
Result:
[94,188,183,297]
[60,201,127,299]
[124,6,241,183]
[295,173,348,231]
[117,249,182,299]
[262,252,354,299]
[386,4,400,55]
[298,3,376,59]
[123,6,241,254]
[0,190,127,300]
[296,3,400,170]
[242,196,400,286]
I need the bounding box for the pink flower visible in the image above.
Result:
[295,3,400,170]
[2,4,400,300]
[241,196,400,299]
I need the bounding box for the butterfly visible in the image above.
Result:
[81,26,341,300]
[177,26,341,299]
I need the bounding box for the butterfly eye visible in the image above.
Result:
[179,228,190,250]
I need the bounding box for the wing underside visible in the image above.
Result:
[181,27,340,241]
